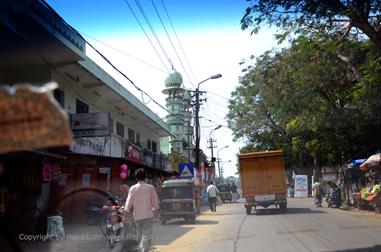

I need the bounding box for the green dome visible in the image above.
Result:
[165,69,183,88]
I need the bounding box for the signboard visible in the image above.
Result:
[0,83,72,153]
[294,175,308,198]
[178,163,194,179]
[125,143,143,164]
[322,173,337,182]
[71,112,110,137]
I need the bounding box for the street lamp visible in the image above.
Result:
[208,125,222,162]
[217,145,229,177]
[221,160,232,178]
[194,73,222,171]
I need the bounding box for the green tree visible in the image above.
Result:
[228,33,381,173]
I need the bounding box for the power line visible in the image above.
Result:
[123,0,169,71]
[160,0,199,84]
[149,0,195,88]
[132,0,173,68]
[80,32,168,75]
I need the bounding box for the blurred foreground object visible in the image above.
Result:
[0,82,72,153]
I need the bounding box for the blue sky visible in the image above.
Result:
[47,0,248,36]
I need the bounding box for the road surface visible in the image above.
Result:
[20,198,381,252]
[152,198,381,252]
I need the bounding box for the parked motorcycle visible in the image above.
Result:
[100,196,138,249]
[326,183,342,208]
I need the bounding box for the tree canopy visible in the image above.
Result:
[227,33,381,171]
[241,0,381,51]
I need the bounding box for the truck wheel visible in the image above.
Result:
[246,206,252,215]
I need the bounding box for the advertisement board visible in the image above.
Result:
[71,112,110,137]
[294,175,308,198]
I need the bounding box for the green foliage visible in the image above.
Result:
[242,0,381,51]
[228,33,381,170]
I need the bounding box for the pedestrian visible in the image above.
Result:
[124,168,159,252]
[207,181,219,212]
[231,183,238,203]
[312,179,323,207]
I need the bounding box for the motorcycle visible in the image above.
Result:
[100,196,138,248]
[326,184,342,208]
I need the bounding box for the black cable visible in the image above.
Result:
[133,0,173,68]
[150,0,195,88]
[123,0,169,71]
[160,0,199,84]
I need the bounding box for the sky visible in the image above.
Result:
[46,0,284,177]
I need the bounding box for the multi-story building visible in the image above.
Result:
[0,0,172,227]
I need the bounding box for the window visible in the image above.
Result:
[76,99,89,114]
[110,118,114,133]
[128,128,135,143]
[53,89,65,108]
[152,141,157,153]
[136,133,141,147]
[147,140,151,150]
[116,122,124,137]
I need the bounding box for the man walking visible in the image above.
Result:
[231,183,238,203]
[124,168,159,252]
[207,182,219,212]
[312,179,323,207]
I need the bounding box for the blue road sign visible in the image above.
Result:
[178,163,194,179]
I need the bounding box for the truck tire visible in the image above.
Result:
[280,203,287,213]
[246,206,252,215]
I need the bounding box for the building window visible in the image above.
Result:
[128,128,135,143]
[152,141,157,153]
[53,89,65,108]
[147,140,151,150]
[76,99,89,114]
[116,122,124,137]
[136,133,141,147]
[110,118,114,133]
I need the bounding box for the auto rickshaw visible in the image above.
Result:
[160,179,196,224]
[217,184,232,203]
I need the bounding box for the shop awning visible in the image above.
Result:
[360,153,381,171]
[347,159,367,170]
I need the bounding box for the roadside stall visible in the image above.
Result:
[358,153,381,213]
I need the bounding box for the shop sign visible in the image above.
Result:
[125,143,142,163]
[71,112,110,137]
[294,175,308,198]
[0,83,73,153]
[322,173,337,182]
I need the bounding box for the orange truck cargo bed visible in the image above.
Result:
[238,150,287,214]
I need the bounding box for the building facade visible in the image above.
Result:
[0,0,173,228]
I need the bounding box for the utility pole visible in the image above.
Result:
[193,87,206,171]
[208,138,217,162]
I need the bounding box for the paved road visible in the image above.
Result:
[152,198,381,252]
[20,198,381,252]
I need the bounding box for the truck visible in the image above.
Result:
[238,150,287,215]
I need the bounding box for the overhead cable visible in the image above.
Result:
[123,0,169,71]
[150,0,195,88]
[160,0,199,84]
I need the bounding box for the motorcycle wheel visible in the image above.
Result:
[100,214,109,238]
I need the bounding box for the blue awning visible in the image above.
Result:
[347,159,367,169]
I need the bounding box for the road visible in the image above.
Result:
[152,198,381,252]
[20,198,381,252]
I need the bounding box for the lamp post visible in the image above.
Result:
[217,145,229,177]
[208,125,222,162]
[193,74,222,171]
[221,160,232,178]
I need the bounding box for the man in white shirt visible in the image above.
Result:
[206,182,219,212]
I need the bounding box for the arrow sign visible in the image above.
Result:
[178,163,194,179]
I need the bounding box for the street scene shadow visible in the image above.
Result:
[253,207,327,215]
[163,219,219,225]
[328,245,381,252]
[152,225,193,246]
